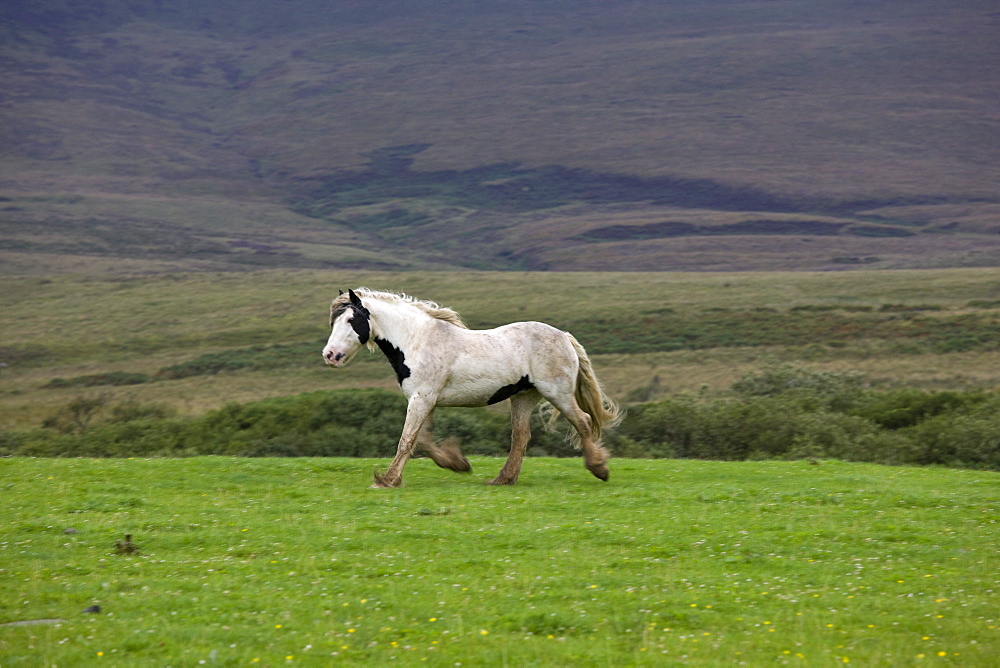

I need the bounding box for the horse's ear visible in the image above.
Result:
[339,289,345,296]
[348,289,363,308]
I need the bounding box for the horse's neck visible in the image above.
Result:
[368,300,430,351]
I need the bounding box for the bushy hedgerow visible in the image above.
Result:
[3,367,998,470]
[605,366,999,470]
[0,388,578,460]
[900,395,1000,469]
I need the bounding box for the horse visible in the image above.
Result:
[322,289,622,487]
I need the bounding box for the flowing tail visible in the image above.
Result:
[546,333,623,446]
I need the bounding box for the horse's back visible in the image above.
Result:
[478,321,579,380]
[479,320,574,358]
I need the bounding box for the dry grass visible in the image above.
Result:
[2,268,997,430]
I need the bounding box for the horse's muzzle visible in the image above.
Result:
[324,350,346,367]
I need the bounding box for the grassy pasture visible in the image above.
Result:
[1,457,996,666]
[2,268,999,430]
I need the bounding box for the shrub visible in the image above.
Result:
[42,394,111,434]
[606,366,998,470]
[433,410,508,456]
[731,363,865,409]
[904,396,1000,469]
[44,372,150,388]
[154,343,316,379]
[852,389,987,429]
[0,430,26,456]
[4,373,998,470]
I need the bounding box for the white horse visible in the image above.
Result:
[322,289,622,487]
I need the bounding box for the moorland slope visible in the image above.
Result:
[2,0,998,273]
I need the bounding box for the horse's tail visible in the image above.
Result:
[556,333,623,446]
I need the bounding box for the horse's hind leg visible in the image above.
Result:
[489,391,540,486]
[545,393,609,482]
[574,409,610,481]
[418,412,472,473]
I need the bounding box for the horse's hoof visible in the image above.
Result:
[430,438,472,473]
[437,453,472,473]
[487,477,517,486]
[372,470,401,488]
[588,465,609,482]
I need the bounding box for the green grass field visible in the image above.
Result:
[1,457,996,666]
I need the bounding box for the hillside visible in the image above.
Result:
[1,0,998,273]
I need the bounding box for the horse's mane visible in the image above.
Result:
[330,288,469,329]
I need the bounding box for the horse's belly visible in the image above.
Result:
[434,374,533,408]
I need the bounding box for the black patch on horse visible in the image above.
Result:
[349,307,370,345]
[331,303,371,344]
[375,336,411,385]
[487,375,535,405]
[346,289,371,344]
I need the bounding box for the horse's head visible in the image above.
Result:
[323,289,371,367]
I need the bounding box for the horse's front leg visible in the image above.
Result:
[418,411,472,474]
[373,394,436,488]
